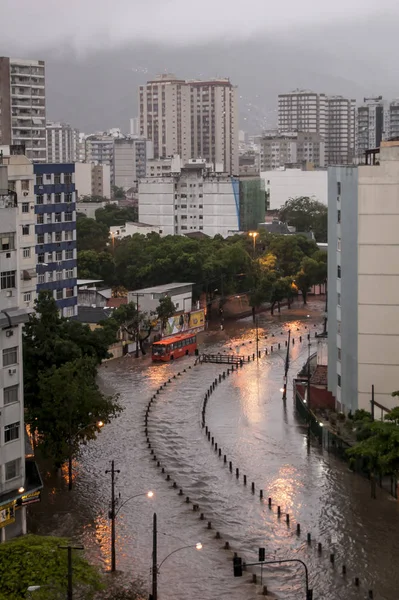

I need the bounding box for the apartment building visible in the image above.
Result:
[46,121,79,163]
[113,137,153,190]
[261,167,328,210]
[139,74,239,175]
[356,97,384,160]
[34,164,77,317]
[0,57,46,163]
[326,96,356,165]
[0,164,41,541]
[139,158,240,237]
[260,131,325,170]
[278,90,327,139]
[74,162,111,200]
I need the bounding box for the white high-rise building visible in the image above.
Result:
[356,96,384,160]
[139,156,239,237]
[278,90,327,139]
[325,96,356,165]
[260,130,325,170]
[113,137,153,190]
[139,74,239,175]
[0,57,46,163]
[0,162,37,541]
[46,122,79,163]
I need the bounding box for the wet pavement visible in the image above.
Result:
[28,299,399,600]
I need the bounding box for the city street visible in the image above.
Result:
[29,299,399,600]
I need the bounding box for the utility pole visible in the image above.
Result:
[371,384,375,421]
[152,513,158,600]
[105,460,120,572]
[282,329,291,400]
[255,317,259,361]
[134,293,145,359]
[59,544,83,600]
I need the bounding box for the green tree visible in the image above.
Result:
[111,302,155,355]
[33,357,121,467]
[279,196,328,242]
[80,195,108,203]
[95,205,137,228]
[295,256,327,304]
[249,274,273,322]
[112,185,126,199]
[270,276,294,314]
[156,296,176,332]
[0,535,102,600]
[78,250,116,285]
[77,215,110,252]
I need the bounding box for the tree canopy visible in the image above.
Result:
[76,215,110,253]
[279,196,328,242]
[95,204,138,227]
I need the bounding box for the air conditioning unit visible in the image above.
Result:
[8,368,17,376]
[6,290,13,297]
[23,191,29,197]
[6,330,14,337]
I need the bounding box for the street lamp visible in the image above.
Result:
[68,420,104,491]
[150,513,202,600]
[248,231,259,257]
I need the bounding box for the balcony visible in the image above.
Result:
[0,192,17,209]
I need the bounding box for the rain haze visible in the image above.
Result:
[2,0,399,132]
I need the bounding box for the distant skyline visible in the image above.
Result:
[2,3,399,133]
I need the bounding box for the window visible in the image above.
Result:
[65,249,73,260]
[21,180,29,192]
[47,233,52,243]
[56,271,63,281]
[38,273,45,284]
[337,182,341,195]
[54,174,61,184]
[37,214,44,224]
[55,193,61,203]
[22,202,29,213]
[23,292,31,303]
[56,250,62,261]
[64,212,73,222]
[56,288,63,300]
[338,348,341,361]
[4,385,18,405]
[36,194,44,205]
[47,252,53,262]
[47,194,52,204]
[38,253,45,263]
[45,173,52,182]
[199,204,203,209]
[337,266,341,278]
[65,306,75,318]
[55,213,61,223]
[337,209,341,224]
[5,459,19,480]
[36,175,43,185]
[22,225,29,235]
[3,346,18,367]
[337,374,341,388]
[65,173,72,184]
[4,422,20,443]
[65,193,72,203]
[23,248,31,259]
[55,232,62,242]
[47,272,53,282]
[0,233,15,251]
[65,269,74,278]
[47,214,52,224]
[1,271,16,289]
[337,320,341,334]
[337,293,341,306]
[37,234,44,244]
[65,287,74,298]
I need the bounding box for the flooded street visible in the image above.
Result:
[29,299,399,600]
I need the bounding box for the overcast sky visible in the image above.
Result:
[3,0,399,53]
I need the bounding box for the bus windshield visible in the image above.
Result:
[152,344,166,355]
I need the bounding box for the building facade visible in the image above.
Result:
[327,166,358,413]
[139,74,239,175]
[260,167,328,210]
[356,97,384,160]
[113,137,152,190]
[74,162,111,200]
[84,134,115,182]
[326,96,356,165]
[0,57,46,163]
[34,163,77,317]
[46,121,79,163]
[278,90,327,139]
[139,158,240,237]
[260,130,325,170]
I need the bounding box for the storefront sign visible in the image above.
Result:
[163,309,205,337]
[21,490,41,506]
[0,502,15,528]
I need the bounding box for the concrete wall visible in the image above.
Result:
[327,166,358,413]
[74,163,92,198]
[261,169,328,210]
[357,142,399,410]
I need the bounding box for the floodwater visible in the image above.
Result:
[29,299,399,600]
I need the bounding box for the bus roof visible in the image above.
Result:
[153,332,196,345]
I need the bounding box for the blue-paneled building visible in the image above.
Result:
[33,163,77,317]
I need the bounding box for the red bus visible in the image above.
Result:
[152,333,197,362]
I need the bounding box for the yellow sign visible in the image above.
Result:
[0,502,15,529]
[21,490,41,506]
[163,309,205,337]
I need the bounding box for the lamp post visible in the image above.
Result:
[255,316,259,361]
[68,420,104,491]
[150,512,202,600]
[106,460,154,573]
[248,231,259,257]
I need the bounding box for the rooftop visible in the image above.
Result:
[74,306,112,324]
[130,282,194,295]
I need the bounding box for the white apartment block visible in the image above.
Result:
[278,90,327,140]
[0,164,33,541]
[139,158,239,237]
[139,74,239,176]
[110,221,164,239]
[46,121,79,163]
[326,96,356,165]
[113,137,153,190]
[74,162,111,200]
[260,130,325,170]
[0,57,46,163]
[84,134,115,182]
[261,167,328,210]
[356,97,384,160]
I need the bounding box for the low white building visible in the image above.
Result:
[139,158,239,237]
[110,221,164,240]
[261,167,328,210]
[74,162,111,200]
[128,282,193,315]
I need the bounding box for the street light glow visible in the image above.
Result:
[97,421,104,428]
[18,486,25,493]
[147,491,154,498]
[27,586,41,592]
[280,388,284,393]
[196,542,203,550]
